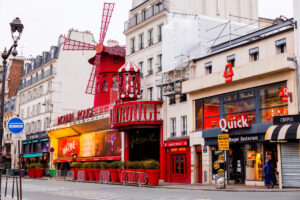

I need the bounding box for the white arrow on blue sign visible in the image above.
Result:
[7,117,24,134]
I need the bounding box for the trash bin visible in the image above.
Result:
[50,169,56,177]
[215,174,226,189]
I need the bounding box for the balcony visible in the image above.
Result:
[124,0,167,32]
[18,68,54,91]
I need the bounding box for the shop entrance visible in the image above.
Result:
[229,145,246,184]
[128,128,160,161]
[170,154,188,183]
[197,152,202,183]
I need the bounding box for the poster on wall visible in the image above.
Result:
[58,137,80,158]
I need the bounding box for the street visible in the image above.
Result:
[1,179,300,200]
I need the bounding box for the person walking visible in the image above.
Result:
[264,154,275,189]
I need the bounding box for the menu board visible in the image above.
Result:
[212,148,226,179]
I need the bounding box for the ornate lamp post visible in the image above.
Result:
[1,17,24,198]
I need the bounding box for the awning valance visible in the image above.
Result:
[265,124,300,141]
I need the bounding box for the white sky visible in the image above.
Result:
[0,0,293,58]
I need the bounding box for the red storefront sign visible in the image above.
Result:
[57,107,94,125]
[164,140,188,147]
[110,101,163,127]
[223,64,234,83]
[279,87,290,102]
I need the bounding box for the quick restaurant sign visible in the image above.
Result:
[219,116,250,132]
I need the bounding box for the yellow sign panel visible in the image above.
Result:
[218,134,229,151]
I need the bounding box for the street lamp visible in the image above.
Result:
[1,17,24,197]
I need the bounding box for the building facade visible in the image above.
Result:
[18,30,95,169]
[124,0,258,183]
[183,20,297,187]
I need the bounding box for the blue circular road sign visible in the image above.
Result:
[7,117,24,134]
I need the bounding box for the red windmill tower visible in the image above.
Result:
[62,2,125,108]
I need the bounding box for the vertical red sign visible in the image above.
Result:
[279,87,289,102]
[223,63,234,83]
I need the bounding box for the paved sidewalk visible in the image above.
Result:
[156,182,300,192]
[21,177,300,192]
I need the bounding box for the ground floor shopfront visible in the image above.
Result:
[21,131,50,169]
[48,114,122,169]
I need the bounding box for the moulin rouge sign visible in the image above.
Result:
[219,116,250,132]
[57,108,94,125]
[110,101,163,127]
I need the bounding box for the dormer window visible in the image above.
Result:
[276,38,286,54]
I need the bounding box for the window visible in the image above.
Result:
[170,118,176,137]
[139,34,144,50]
[148,58,153,75]
[195,96,220,130]
[140,90,143,100]
[227,54,235,67]
[158,24,162,42]
[205,61,212,75]
[102,81,108,92]
[112,75,118,91]
[142,9,146,20]
[37,120,41,132]
[260,82,288,122]
[148,29,153,46]
[249,47,259,62]
[130,37,135,53]
[157,54,162,72]
[276,38,286,54]
[180,94,187,102]
[157,86,163,101]
[37,103,41,114]
[181,116,187,136]
[39,85,43,96]
[32,105,35,116]
[27,107,30,118]
[148,87,153,100]
[41,69,44,78]
[139,61,144,77]
[169,95,176,105]
[47,81,52,92]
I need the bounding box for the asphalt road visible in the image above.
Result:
[1,179,300,200]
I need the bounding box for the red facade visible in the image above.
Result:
[88,52,125,107]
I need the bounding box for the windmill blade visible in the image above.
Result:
[98,2,115,44]
[63,37,96,51]
[86,54,101,94]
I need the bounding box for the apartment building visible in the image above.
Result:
[18,30,94,168]
[124,0,258,183]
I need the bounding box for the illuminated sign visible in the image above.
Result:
[219,116,250,132]
[279,87,289,102]
[110,101,163,127]
[223,63,234,83]
[57,108,94,125]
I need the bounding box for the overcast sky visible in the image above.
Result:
[0,0,293,58]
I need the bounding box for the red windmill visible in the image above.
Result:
[62,2,125,108]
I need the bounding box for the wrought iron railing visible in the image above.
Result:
[18,68,54,91]
[124,0,167,31]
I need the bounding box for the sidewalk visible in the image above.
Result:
[21,176,300,192]
[156,182,300,192]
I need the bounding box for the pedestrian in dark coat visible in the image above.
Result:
[264,154,275,189]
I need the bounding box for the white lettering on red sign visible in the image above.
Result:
[219,116,250,132]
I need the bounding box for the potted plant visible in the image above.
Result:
[93,162,101,182]
[136,161,147,184]
[144,160,160,186]
[87,162,96,181]
[100,162,110,182]
[116,161,124,183]
[81,162,90,181]
[27,163,36,178]
[35,163,44,178]
[110,161,121,183]
[70,162,82,180]
[126,161,139,183]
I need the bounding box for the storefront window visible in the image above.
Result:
[224,98,255,114]
[260,82,288,122]
[245,143,263,181]
[225,111,256,124]
[195,97,220,130]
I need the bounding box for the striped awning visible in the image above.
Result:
[265,124,300,141]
